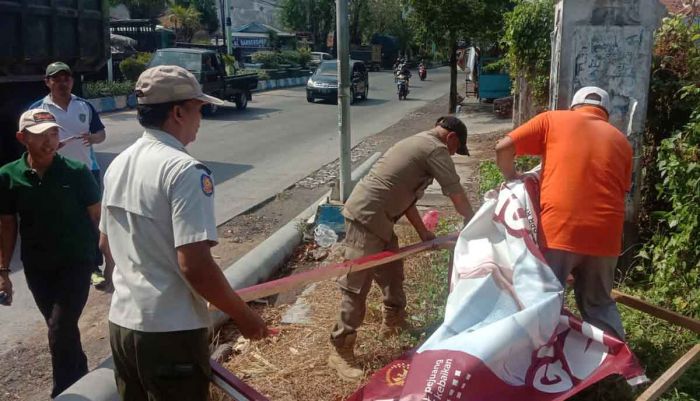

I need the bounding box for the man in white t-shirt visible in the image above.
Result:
[99,65,268,401]
[30,61,111,288]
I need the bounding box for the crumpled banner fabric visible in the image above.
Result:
[346,172,646,401]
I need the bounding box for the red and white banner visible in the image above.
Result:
[346,171,646,401]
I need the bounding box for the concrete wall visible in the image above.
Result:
[551,0,665,132]
[550,0,666,221]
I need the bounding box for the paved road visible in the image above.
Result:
[0,67,451,353]
[96,68,452,224]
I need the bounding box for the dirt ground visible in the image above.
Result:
[208,108,507,400]
[0,94,508,400]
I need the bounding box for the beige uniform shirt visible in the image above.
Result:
[343,130,463,242]
[100,129,217,332]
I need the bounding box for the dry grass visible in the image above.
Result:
[210,223,453,401]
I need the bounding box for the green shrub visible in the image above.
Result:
[119,52,153,81]
[279,50,301,66]
[478,156,541,196]
[298,47,312,68]
[251,51,279,69]
[501,0,554,105]
[636,88,700,318]
[83,80,135,98]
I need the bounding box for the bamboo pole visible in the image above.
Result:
[611,290,700,334]
[211,358,270,401]
[236,234,458,302]
[635,344,700,401]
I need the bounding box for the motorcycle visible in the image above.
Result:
[419,64,427,81]
[396,74,408,100]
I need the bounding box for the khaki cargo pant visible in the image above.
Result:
[544,249,626,340]
[330,220,406,345]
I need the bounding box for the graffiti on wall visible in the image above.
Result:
[590,0,641,25]
[571,25,652,133]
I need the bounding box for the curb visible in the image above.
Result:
[55,154,380,401]
[255,76,309,92]
[86,94,137,114]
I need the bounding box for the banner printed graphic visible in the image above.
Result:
[346,171,646,401]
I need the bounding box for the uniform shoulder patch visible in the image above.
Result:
[200,174,214,197]
[194,163,212,175]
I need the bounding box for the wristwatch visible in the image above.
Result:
[0,266,11,273]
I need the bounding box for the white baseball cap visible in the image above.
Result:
[19,109,62,134]
[570,86,610,113]
[135,65,224,105]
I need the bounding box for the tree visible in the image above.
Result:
[164,3,201,42]
[110,0,167,18]
[172,0,219,33]
[363,0,411,49]
[501,0,554,121]
[279,0,335,51]
[407,0,513,112]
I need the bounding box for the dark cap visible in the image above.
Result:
[436,116,469,155]
[45,62,72,77]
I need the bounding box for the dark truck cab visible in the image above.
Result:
[149,48,258,114]
[0,0,110,165]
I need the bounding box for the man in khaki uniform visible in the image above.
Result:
[329,116,475,380]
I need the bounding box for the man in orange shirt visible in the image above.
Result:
[495,86,632,340]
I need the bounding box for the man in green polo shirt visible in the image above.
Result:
[0,109,102,398]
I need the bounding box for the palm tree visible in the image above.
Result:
[164,3,201,42]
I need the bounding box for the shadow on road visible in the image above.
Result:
[353,98,389,107]
[205,106,281,122]
[308,98,389,107]
[95,152,253,184]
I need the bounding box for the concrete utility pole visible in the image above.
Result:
[336,0,352,202]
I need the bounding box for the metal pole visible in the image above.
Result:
[336,0,352,202]
[107,54,113,83]
[225,0,233,55]
[219,0,227,49]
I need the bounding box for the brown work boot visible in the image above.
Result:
[328,334,363,381]
[380,309,411,337]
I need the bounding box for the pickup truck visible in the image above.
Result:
[149,47,258,114]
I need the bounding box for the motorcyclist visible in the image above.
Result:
[398,63,411,89]
[419,60,427,80]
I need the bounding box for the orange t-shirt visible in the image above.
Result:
[508,107,633,256]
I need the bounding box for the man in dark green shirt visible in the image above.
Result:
[0,109,101,398]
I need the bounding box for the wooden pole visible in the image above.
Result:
[635,344,700,401]
[211,358,270,401]
[611,290,700,334]
[235,234,458,303]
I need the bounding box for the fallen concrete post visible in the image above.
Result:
[211,190,331,325]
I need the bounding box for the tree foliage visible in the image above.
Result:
[501,0,554,105]
[164,3,202,42]
[406,0,513,112]
[278,0,412,51]
[113,0,217,33]
[278,0,335,50]
[635,17,700,320]
[172,0,219,33]
[110,0,166,18]
[639,16,700,241]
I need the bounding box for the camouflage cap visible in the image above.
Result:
[45,62,72,77]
